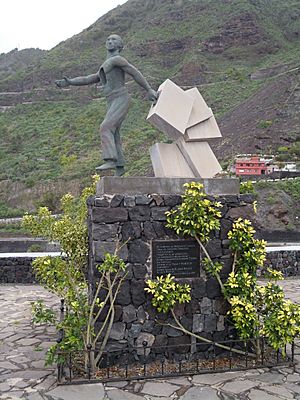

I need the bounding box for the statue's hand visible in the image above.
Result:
[147,88,158,104]
[55,77,70,88]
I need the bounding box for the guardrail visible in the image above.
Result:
[57,337,294,384]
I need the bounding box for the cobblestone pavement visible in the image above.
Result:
[0,282,300,400]
[0,285,58,399]
[277,279,300,304]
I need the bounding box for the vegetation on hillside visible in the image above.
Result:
[0,98,164,187]
[0,0,300,218]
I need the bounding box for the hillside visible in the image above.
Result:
[0,48,46,82]
[216,67,300,160]
[0,0,300,219]
[254,179,300,235]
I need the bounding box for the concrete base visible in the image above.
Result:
[150,143,195,178]
[96,177,239,195]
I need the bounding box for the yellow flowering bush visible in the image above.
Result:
[146,182,300,355]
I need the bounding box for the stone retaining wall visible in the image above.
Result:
[0,239,59,253]
[87,192,255,355]
[1,249,299,287]
[263,251,300,277]
[257,230,300,243]
[0,257,36,283]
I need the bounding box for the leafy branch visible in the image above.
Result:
[146,182,300,357]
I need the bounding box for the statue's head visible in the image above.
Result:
[106,34,124,52]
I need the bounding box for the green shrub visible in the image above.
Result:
[257,120,273,129]
[240,181,255,194]
[145,274,191,313]
[34,192,62,213]
[0,202,25,218]
[27,244,43,252]
[145,182,300,356]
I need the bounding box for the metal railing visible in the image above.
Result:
[56,337,294,385]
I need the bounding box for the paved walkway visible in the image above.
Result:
[0,282,300,400]
[0,285,57,399]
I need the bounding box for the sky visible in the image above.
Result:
[0,0,127,54]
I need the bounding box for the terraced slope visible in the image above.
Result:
[0,0,300,214]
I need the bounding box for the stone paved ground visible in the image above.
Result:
[277,279,300,304]
[0,282,300,400]
[0,285,58,399]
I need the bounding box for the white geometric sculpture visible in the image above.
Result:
[176,138,222,178]
[147,79,222,178]
[149,143,195,178]
[185,114,222,142]
[185,87,213,128]
[147,79,194,141]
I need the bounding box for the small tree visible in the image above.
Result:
[23,176,128,372]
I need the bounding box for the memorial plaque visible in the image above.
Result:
[152,240,200,278]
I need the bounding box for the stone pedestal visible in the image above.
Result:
[87,178,251,358]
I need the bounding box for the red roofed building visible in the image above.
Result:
[235,155,272,176]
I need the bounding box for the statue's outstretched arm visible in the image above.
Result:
[113,57,157,102]
[124,64,151,90]
[55,73,100,88]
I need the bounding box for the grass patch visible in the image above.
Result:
[256,178,300,202]
[0,202,25,219]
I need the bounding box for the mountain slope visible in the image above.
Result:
[0,48,46,82]
[215,69,300,160]
[2,0,300,91]
[0,0,300,211]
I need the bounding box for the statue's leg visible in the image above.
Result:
[115,126,125,167]
[100,111,118,163]
[100,93,131,166]
[114,126,125,176]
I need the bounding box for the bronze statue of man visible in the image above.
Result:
[55,34,157,176]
